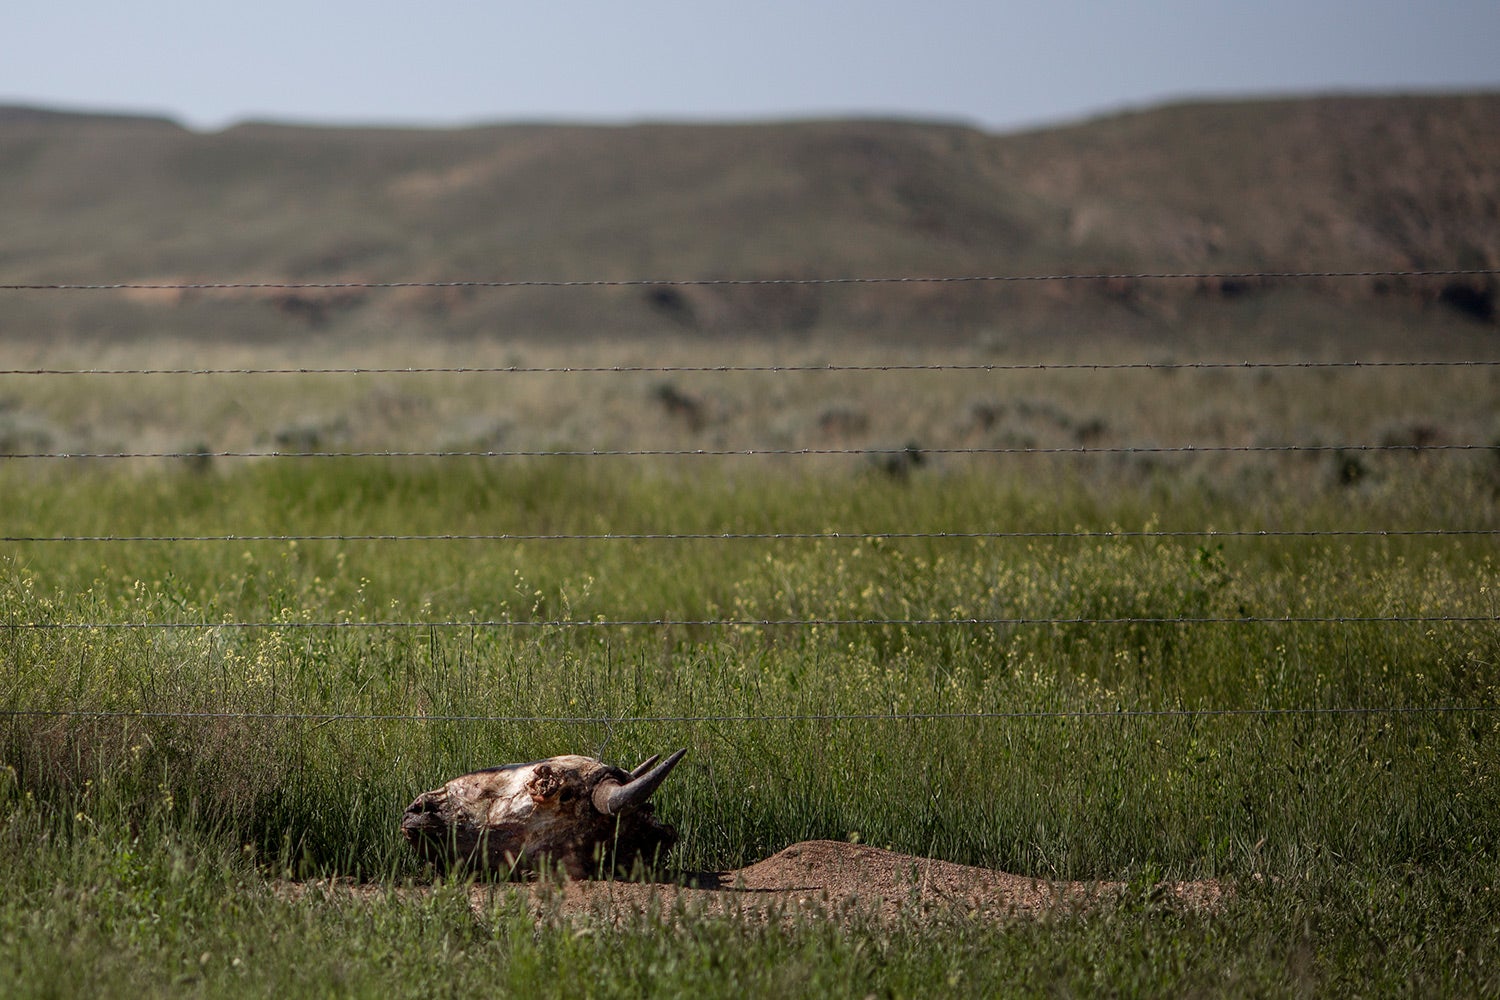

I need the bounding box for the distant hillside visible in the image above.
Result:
[0,94,1495,352]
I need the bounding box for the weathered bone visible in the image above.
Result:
[593,747,688,815]
[400,749,687,879]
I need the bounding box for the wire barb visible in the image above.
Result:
[7,613,1496,630]
[2,443,1492,460]
[4,359,1499,376]
[0,705,1492,725]
[2,266,1496,292]
[1,528,1496,543]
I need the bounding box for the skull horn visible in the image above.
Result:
[594,748,687,816]
[629,753,661,779]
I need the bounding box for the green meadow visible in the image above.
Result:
[2,344,1499,996]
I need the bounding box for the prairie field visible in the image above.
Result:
[2,333,1499,996]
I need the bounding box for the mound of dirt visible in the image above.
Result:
[523,840,1225,922]
[283,840,1226,923]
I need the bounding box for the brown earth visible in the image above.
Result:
[280,840,1226,924]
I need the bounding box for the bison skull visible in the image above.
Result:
[401,749,686,878]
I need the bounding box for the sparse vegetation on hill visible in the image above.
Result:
[0,94,1496,349]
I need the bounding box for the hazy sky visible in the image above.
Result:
[5,2,1498,132]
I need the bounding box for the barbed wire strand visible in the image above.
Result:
[2,528,1496,544]
[4,443,1492,460]
[4,272,1494,741]
[3,267,1496,293]
[8,614,1495,631]
[5,359,1500,376]
[0,705,1493,724]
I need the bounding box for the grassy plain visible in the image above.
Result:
[2,336,1499,996]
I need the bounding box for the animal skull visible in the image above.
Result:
[401,749,686,878]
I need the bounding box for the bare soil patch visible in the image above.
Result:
[279,840,1226,923]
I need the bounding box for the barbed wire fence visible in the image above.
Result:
[2,265,1494,291]
[3,265,1498,728]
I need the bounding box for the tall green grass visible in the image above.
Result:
[3,458,1496,875]
[2,450,1498,995]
